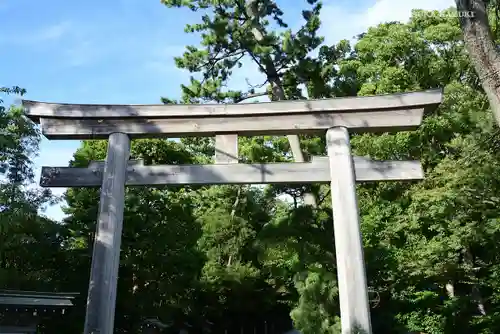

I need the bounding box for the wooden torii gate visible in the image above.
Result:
[23,89,442,334]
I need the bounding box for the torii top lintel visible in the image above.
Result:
[22,89,442,140]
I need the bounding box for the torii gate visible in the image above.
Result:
[23,89,442,334]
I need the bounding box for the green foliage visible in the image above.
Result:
[0,87,61,299]
[5,4,500,334]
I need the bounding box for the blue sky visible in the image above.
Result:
[1,0,453,221]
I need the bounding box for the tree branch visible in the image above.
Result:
[243,0,317,206]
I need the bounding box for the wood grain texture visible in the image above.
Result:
[88,159,143,169]
[39,157,423,187]
[326,127,372,333]
[23,89,442,120]
[84,133,130,334]
[215,134,238,163]
[37,108,425,139]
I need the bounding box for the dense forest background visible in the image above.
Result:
[2,3,500,333]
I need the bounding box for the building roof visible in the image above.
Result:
[0,290,79,308]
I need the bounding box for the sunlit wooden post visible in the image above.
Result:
[327,127,371,333]
[23,89,442,333]
[84,132,130,334]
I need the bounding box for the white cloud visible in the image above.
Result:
[141,45,187,75]
[320,0,455,45]
[0,20,104,67]
[362,0,454,26]
[209,0,457,97]
[34,21,72,42]
[0,21,72,45]
[63,39,103,67]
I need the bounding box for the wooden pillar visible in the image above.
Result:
[84,132,130,334]
[326,127,372,334]
[215,134,238,163]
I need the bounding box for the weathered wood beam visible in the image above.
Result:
[88,159,144,169]
[84,132,130,334]
[39,157,423,187]
[327,127,371,333]
[215,134,238,163]
[36,108,425,139]
[23,89,442,120]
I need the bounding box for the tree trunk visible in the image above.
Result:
[456,0,500,126]
[464,248,487,315]
[245,0,317,206]
[445,282,455,298]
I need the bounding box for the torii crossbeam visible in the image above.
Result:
[23,89,442,334]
